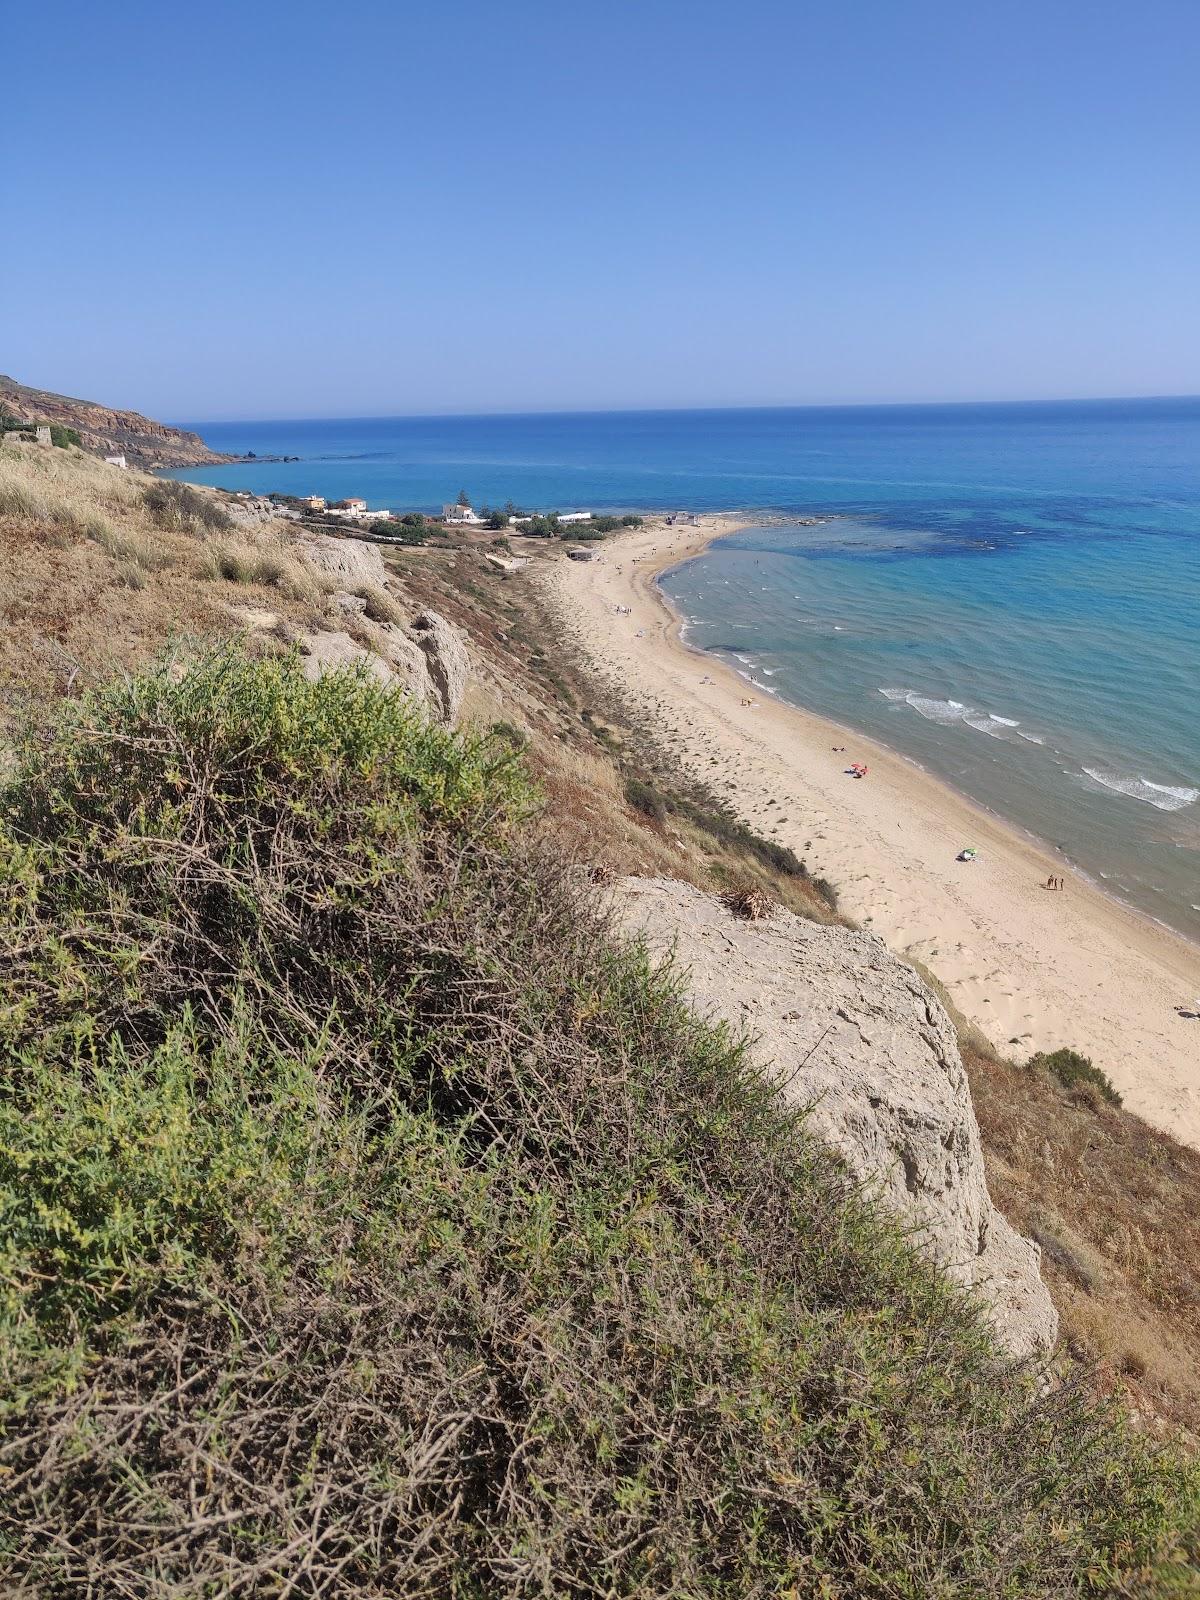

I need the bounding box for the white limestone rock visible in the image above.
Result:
[298,611,469,727]
[296,534,388,588]
[298,630,393,686]
[612,876,1058,1360]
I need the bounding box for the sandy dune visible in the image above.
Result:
[540,516,1200,1148]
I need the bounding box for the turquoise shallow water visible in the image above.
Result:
[170,399,1200,940]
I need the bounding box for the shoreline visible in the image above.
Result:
[540,514,1200,1149]
[653,549,1193,951]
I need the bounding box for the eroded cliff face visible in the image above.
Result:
[613,876,1058,1360]
[0,375,231,468]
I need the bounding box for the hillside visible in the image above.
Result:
[1,441,1199,1592]
[0,373,230,468]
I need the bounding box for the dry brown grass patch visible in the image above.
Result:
[0,448,331,729]
[965,1040,1200,1437]
[355,582,405,625]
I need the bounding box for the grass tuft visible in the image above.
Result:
[142,478,232,535]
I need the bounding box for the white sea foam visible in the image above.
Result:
[1016,730,1045,745]
[1082,769,1199,813]
[906,695,969,725]
[880,688,1030,741]
[964,712,1021,738]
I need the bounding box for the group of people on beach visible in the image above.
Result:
[1045,875,1067,891]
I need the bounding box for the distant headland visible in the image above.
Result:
[0,374,273,471]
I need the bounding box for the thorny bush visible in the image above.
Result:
[0,644,1196,1597]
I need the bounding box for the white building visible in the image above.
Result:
[557,511,593,524]
[104,453,127,469]
[331,498,390,522]
[443,503,483,525]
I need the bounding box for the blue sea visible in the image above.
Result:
[168,400,1200,941]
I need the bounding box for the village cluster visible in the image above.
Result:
[286,494,599,528]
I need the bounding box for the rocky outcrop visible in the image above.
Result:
[295,533,388,589]
[299,616,469,725]
[612,877,1058,1360]
[0,374,231,469]
[292,535,470,726]
[408,612,470,725]
[298,630,396,688]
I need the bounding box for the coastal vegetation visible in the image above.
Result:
[142,476,233,535]
[2,442,1200,1586]
[508,511,645,538]
[1,644,1196,1594]
[1028,1046,1123,1106]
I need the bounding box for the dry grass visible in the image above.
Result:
[95,524,174,573]
[0,447,332,728]
[0,441,141,532]
[965,1039,1200,1438]
[355,581,405,624]
[722,884,776,920]
[377,542,1200,1444]
[141,478,233,535]
[378,543,839,921]
[201,537,330,605]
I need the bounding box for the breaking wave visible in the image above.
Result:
[1082,769,1199,812]
[879,689,1030,741]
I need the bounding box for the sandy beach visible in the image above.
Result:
[541,515,1200,1149]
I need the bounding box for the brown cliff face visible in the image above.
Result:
[0,374,234,469]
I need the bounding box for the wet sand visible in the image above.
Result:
[540,515,1200,1148]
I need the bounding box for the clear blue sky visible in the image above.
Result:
[6,0,1198,420]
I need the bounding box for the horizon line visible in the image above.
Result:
[172,391,1200,430]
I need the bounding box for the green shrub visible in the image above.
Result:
[382,512,430,544]
[0,645,1193,1594]
[814,875,839,910]
[1030,1047,1123,1106]
[489,718,529,749]
[49,425,82,449]
[624,774,668,823]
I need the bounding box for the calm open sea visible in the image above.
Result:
[169,400,1200,940]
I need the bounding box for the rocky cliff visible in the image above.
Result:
[0,374,231,469]
[613,876,1058,1359]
